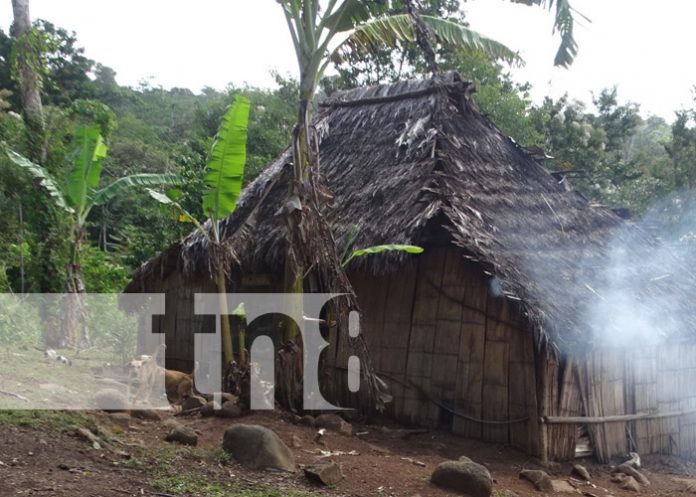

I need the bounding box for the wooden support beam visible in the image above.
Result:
[543,408,696,425]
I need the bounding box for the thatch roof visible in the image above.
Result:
[126,72,696,350]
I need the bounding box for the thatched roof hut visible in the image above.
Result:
[126,72,696,462]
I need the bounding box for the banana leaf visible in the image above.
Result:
[5,149,72,213]
[202,95,251,221]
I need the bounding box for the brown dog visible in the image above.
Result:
[164,362,198,403]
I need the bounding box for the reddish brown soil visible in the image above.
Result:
[1,409,695,496]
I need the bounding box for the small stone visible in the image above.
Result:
[291,435,302,448]
[215,400,242,418]
[572,463,591,481]
[459,455,473,463]
[304,461,344,486]
[181,395,207,411]
[164,425,198,446]
[200,401,218,417]
[519,469,553,492]
[130,409,163,421]
[431,460,492,497]
[162,418,182,431]
[315,414,352,436]
[621,476,640,492]
[298,415,316,427]
[109,412,131,429]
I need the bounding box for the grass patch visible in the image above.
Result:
[0,409,90,430]
[146,446,314,497]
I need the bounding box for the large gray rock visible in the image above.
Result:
[519,469,553,492]
[222,424,295,472]
[431,460,492,497]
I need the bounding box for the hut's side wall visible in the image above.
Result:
[545,344,696,463]
[348,247,540,455]
[138,272,216,373]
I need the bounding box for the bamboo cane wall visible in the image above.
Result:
[544,344,696,463]
[345,247,540,455]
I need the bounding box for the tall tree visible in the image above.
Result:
[11,0,45,162]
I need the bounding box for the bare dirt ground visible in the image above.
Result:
[1,408,695,497]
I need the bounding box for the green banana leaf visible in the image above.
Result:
[332,14,520,65]
[91,173,181,207]
[146,188,208,240]
[342,244,424,267]
[202,95,251,221]
[66,125,108,214]
[5,149,72,213]
[510,0,581,67]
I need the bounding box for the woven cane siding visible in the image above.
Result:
[351,247,539,454]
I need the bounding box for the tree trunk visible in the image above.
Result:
[216,265,235,365]
[63,225,87,349]
[11,0,46,163]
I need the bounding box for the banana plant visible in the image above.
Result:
[7,126,181,290]
[147,95,251,367]
[6,125,180,345]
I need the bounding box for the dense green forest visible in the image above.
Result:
[1,6,695,296]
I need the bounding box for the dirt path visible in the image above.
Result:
[1,409,696,496]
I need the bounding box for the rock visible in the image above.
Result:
[215,401,242,419]
[109,412,131,429]
[315,414,352,436]
[291,435,302,448]
[165,425,198,446]
[162,418,183,431]
[304,461,344,486]
[94,388,129,411]
[551,480,577,493]
[519,469,553,492]
[431,460,492,497]
[130,409,163,421]
[459,455,473,463]
[222,424,295,472]
[572,463,591,481]
[181,395,207,411]
[298,415,316,427]
[200,401,218,417]
[621,476,640,492]
[612,463,650,485]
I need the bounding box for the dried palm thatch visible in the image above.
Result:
[126,71,695,352]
